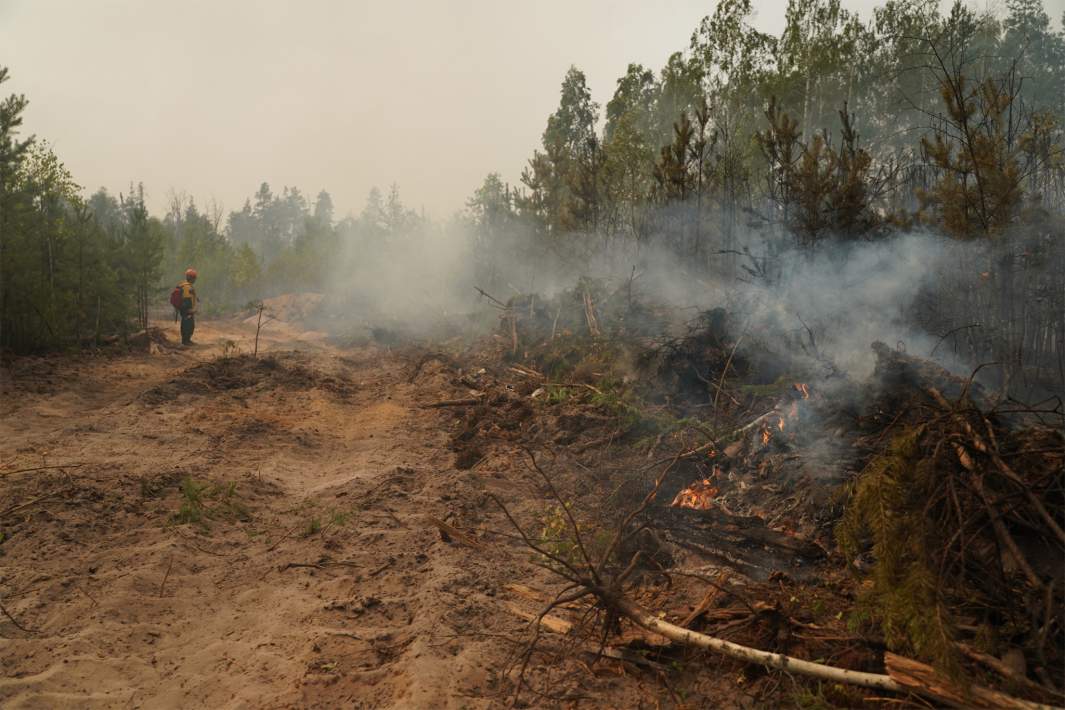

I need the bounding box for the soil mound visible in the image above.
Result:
[244,292,325,324]
[141,352,353,404]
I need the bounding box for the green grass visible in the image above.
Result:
[300,507,354,538]
[172,476,251,527]
[302,516,322,537]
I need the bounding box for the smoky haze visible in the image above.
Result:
[0,0,998,218]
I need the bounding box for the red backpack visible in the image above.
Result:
[169,284,184,310]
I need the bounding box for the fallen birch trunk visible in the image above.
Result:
[611,594,904,693]
[885,652,1061,710]
[610,595,1061,708]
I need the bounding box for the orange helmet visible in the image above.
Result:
[185,268,198,280]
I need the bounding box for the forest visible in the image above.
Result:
[1,1,1064,708]
[2,0,1056,391]
[1,0,1062,397]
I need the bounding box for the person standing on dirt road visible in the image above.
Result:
[177,268,198,346]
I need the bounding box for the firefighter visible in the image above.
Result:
[178,268,198,345]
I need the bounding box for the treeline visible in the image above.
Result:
[3,0,1064,394]
[0,66,167,352]
[0,58,429,351]
[465,0,1065,395]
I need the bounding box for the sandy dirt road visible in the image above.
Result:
[0,316,528,709]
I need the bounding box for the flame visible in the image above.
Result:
[761,427,772,446]
[794,383,810,399]
[671,478,719,510]
[777,416,786,431]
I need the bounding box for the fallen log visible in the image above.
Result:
[502,598,670,671]
[885,652,1060,710]
[611,593,905,693]
[681,571,731,628]
[612,594,1061,707]
[668,507,826,560]
[502,599,573,634]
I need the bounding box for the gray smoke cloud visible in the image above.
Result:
[735,232,959,382]
[310,199,969,389]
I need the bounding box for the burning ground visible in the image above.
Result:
[1,290,1063,708]
[429,279,1064,707]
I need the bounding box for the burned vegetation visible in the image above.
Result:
[3,0,1065,705]
[413,280,1065,708]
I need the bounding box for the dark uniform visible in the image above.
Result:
[178,279,197,345]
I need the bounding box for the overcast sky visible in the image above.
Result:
[2,0,1062,219]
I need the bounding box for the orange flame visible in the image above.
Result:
[671,478,719,510]
[794,383,810,399]
[761,427,772,446]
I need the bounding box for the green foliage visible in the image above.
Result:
[836,427,962,673]
[537,504,610,570]
[544,384,572,405]
[172,477,250,528]
[0,66,166,351]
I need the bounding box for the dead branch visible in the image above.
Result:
[421,397,483,409]
[1,492,61,519]
[508,364,544,379]
[572,431,621,454]
[522,449,598,575]
[726,409,779,442]
[544,382,604,396]
[503,600,574,634]
[641,441,716,473]
[368,557,395,577]
[0,463,85,477]
[159,555,174,597]
[582,289,601,337]
[474,286,509,309]
[713,329,747,423]
[609,592,904,692]
[681,571,731,628]
[510,313,519,356]
[929,387,1065,547]
[0,595,35,634]
[278,560,361,572]
[957,643,1065,704]
[428,516,486,550]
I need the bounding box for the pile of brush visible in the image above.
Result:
[837,344,1064,701]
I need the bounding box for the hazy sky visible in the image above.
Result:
[2,0,1062,219]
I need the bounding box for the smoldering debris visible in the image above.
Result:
[421,272,1063,703]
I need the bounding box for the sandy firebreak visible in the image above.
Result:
[0,316,539,709]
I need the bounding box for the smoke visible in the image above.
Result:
[312,199,968,389]
[735,232,961,382]
[320,218,487,339]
